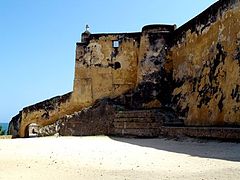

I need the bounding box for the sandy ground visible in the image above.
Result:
[0,136,240,180]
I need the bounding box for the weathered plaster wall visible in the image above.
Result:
[170,0,240,126]
[9,91,90,138]
[109,25,175,110]
[9,0,240,138]
[135,25,175,108]
[72,33,141,106]
[8,112,22,137]
[17,92,79,137]
[36,99,117,137]
[137,25,175,84]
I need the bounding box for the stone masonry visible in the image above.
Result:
[9,0,240,139]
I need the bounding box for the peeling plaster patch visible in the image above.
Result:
[83,43,105,66]
[231,85,240,102]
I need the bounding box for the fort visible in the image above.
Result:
[8,0,240,139]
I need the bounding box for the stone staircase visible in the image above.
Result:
[113,109,179,137]
[113,109,184,137]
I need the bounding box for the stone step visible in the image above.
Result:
[113,122,162,129]
[114,117,157,123]
[115,110,159,118]
[114,109,183,126]
[113,110,163,137]
[163,120,184,126]
[159,126,240,140]
[113,128,159,137]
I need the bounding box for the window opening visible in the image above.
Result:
[113,40,119,48]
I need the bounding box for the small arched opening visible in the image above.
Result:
[25,123,40,138]
[114,62,121,70]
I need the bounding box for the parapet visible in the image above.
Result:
[142,24,176,34]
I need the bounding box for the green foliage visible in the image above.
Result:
[0,125,6,135]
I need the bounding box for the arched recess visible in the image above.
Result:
[24,123,40,138]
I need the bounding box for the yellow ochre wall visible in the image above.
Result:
[170,1,240,126]
[72,33,140,106]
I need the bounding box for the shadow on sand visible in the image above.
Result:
[110,137,240,162]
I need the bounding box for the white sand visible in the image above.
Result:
[0,136,240,180]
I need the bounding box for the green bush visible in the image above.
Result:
[0,125,5,135]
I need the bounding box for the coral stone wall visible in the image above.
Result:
[136,25,175,108]
[170,0,240,126]
[9,0,240,138]
[72,33,141,106]
[18,93,76,137]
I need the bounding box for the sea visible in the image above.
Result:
[0,123,9,135]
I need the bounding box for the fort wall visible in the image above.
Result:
[170,0,240,126]
[72,32,141,106]
[8,0,240,138]
[17,93,76,137]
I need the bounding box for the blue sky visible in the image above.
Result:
[0,0,218,123]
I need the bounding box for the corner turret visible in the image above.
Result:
[81,25,91,43]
